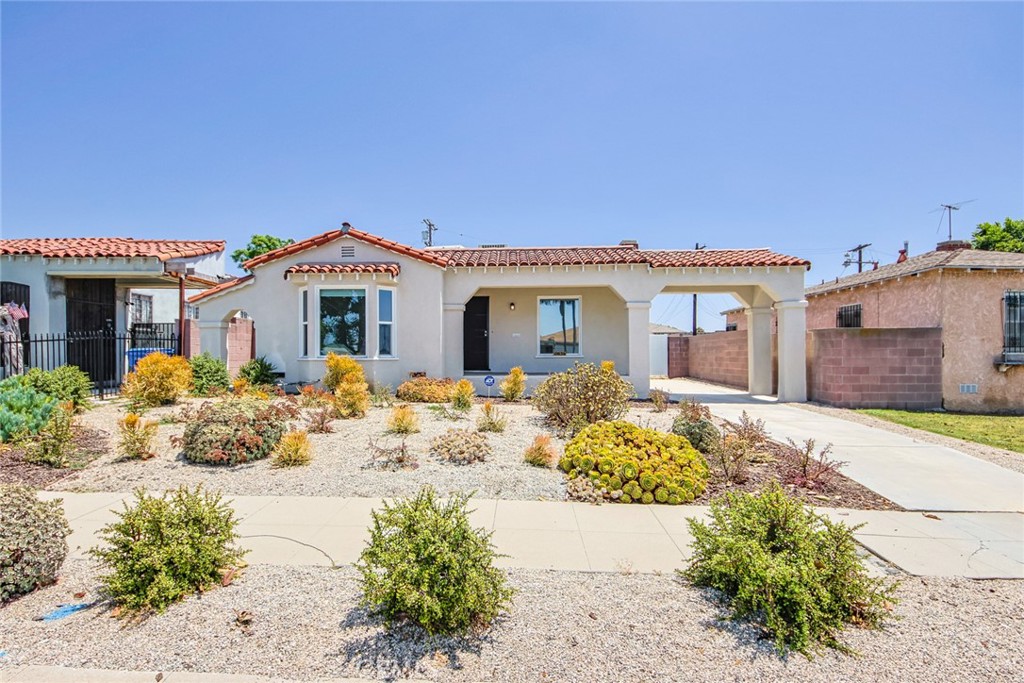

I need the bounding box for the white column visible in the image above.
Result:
[442,303,465,380]
[776,300,808,402]
[745,307,773,396]
[625,301,651,398]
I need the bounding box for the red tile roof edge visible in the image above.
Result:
[187,274,254,303]
[285,262,401,275]
[242,225,448,270]
[0,238,225,262]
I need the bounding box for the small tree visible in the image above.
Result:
[971,218,1024,253]
[231,234,295,269]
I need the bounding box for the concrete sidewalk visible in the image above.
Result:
[652,378,1024,513]
[41,491,1024,579]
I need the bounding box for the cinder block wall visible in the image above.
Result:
[667,331,748,389]
[182,319,201,359]
[808,328,942,409]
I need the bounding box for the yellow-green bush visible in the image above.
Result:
[560,421,708,504]
[451,378,476,411]
[272,430,312,467]
[523,434,557,467]
[387,404,420,434]
[323,353,366,391]
[334,382,370,418]
[122,353,193,406]
[118,412,158,460]
[477,400,507,433]
[499,366,527,401]
[396,376,455,403]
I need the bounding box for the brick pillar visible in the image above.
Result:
[182,319,201,359]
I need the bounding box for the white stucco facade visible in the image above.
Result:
[193,228,811,401]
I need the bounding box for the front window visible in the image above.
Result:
[319,288,366,356]
[1006,291,1024,354]
[378,288,395,357]
[130,293,153,324]
[301,289,309,357]
[538,297,581,355]
[836,303,862,328]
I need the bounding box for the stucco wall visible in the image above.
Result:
[194,237,446,388]
[939,269,1024,413]
[472,286,629,375]
[808,328,943,409]
[807,272,944,330]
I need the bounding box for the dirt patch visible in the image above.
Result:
[0,424,111,489]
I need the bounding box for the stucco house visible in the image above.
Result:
[720,240,1024,412]
[190,223,812,400]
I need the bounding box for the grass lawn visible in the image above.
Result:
[860,409,1024,453]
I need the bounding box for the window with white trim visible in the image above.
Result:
[319,287,366,356]
[378,287,395,357]
[538,297,581,355]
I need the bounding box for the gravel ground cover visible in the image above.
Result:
[0,560,1020,682]
[53,398,569,500]
[796,402,1024,475]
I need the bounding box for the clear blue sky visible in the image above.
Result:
[2,1,1021,331]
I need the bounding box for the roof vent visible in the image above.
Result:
[619,239,639,247]
[340,245,355,258]
[936,239,972,252]
[479,244,507,249]
[340,222,352,234]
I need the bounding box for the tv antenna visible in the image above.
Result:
[421,219,437,247]
[929,199,976,241]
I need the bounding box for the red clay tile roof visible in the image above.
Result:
[188,274,253,303]
[285,262,401,276]
[430,245,810,269]
[242,225,448,270]
[0,237,224,261]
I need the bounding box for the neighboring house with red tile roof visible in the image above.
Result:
[717,240,1024,413]
[190,222,812,400]
[0,237,226,365]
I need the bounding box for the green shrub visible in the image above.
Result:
[531,362,635,435]
[682,483,898,656]
[396,376,455,403]
[499,366,527,401]
[370,383,395,408]
[189,353,231,396]
[237,356,279,387]
[649,389,670,412]
[23,366,92,412]
[90,486,245,613]
[25,403,76,468]
[560,420,708,504]
[431,428,491,464]
[0,484,71,603]
[671,416,721,454]
[177,398,290,465]
[0,376,56,442]
[122,353,193,406]
[334,382,370,418]
[355,487,514,634]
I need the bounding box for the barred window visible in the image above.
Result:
[1006,291,1024,354]
[836,303,862,328]
[725,322,738,332]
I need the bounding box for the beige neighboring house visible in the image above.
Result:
[190,222,812,399]
[724,240,1024,413]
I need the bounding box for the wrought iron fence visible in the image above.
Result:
[0,330,179,399]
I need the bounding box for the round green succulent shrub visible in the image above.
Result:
[356,487,514,634]
[671,416,721,455]
[0,376,56,442]
[178,398,290,465]
[90,486,245,613]
[189,353,231,396]
[682,483,898,656]
[531,362,635,435]
[1,484,71,603]
[561,421,708,504]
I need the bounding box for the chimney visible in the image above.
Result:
[896,240,908,264]
[936,239,972,252]
[619,239,639,248]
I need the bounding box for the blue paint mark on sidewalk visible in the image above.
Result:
[40,603,92,622]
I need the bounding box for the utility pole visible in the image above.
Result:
[692,243,706,335]
[843,243,876,273]
[421,219,437,247]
